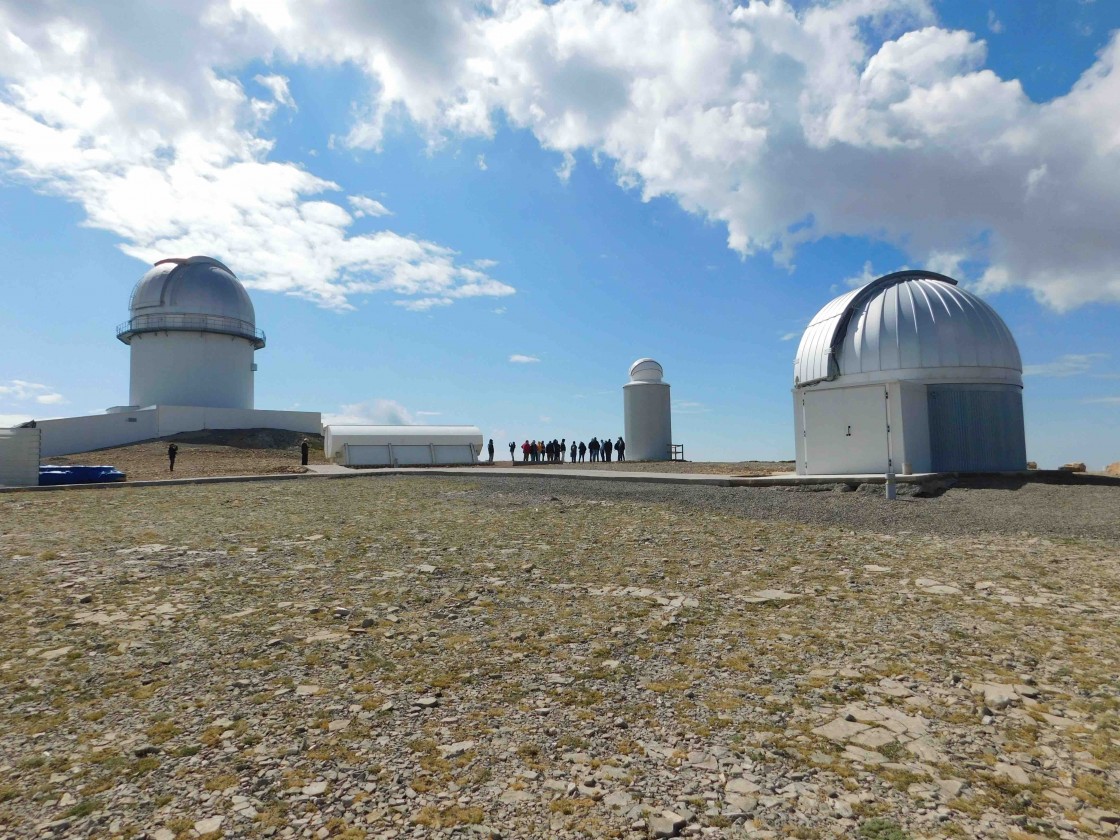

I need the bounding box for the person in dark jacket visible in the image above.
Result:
[167,442,179,472]
[509,441,516,463]
[530,440,538,462]
[616,437,625,462]
[300,438,309,466]
[570,441,577,462]
[589,437,600,462]
[578,441,586,462]
[487,439,495,463]
[603,437,613,462]
[560,438,566,463]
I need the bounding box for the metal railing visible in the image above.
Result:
[669,444,685,461]
[116,313,266,348]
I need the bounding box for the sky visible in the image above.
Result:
[0,0,1118,468]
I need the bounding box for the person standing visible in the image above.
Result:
[167,442,179,472]
[522,440,530,462]
[616,436,625,462]
[589,437,599,462]
[603,437,613,463]
[560,438,566,463]
[570,441,577,463]
[487,439,495,463]
[509,441,516,463]
[300,437,309,466]
[578,441,586,462]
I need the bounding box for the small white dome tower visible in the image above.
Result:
[117,257,265,409]
[624,358,672,461]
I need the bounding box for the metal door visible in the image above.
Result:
[801,386,890,474]
[928,386,1026,472]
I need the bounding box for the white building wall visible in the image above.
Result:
[623,382,672,461]
[130,331,255,409]
[0,427,42,486]
[894,380,931,474]
[37,406,321,457]
[38,409,160,458]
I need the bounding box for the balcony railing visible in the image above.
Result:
[116,313,266,348]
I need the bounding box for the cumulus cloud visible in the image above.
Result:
[0,3,513,311]
[4,1,1120,311]
[323,398,415,425]
[1023,353,1108,377]
[509,354,540,363]
[221,0,1120,311]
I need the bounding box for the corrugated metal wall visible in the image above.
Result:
[927,386,1026,472]
[0,427,41,487]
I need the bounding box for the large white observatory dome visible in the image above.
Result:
[117,257,264,410]
[794,270,1021,388]
[118,256,263,348]
[792,270,1026,475]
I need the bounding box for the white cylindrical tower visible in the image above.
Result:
[116,257,265,409]
[623,358,672,461]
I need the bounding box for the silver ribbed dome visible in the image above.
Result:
[629,358,665,383]
[118,257,264,348]
[795,271,1021,388]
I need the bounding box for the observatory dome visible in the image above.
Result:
[629,358,665,383]
[794,270,1021,388]
[118,256,263,348]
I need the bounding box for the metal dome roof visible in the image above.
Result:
[794,271,1021,388]
[117,257,264,348]
[629,358,665,383]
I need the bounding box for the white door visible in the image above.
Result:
[801,386,889,474]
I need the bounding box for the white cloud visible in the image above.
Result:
[1023,353,1108,377]
[780,331,800,341]
[348,194,392,217]
[476,154,487,171]
[414,410,442,417]
[4,1,1120,311]
[0,4,513,311]
[987,10,1004,34]
[509,354,540,363]
[673,400,710,414]
[253,73,296,110]
[394,296,453,311]
[0,379,66,405]
[492,306,507,315]
[1082,396,1120,405]
[322,398,415,426]
[221,0,1120,311]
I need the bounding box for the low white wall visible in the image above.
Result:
[0,427,42,486]
[36,406,321,457]
[39,409,159,457]
[157,406,321,437]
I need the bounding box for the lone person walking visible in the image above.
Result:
[167,442,179,473]
[300,437,309,466]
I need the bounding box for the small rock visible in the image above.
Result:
[648,810,686,838]
[302,781,328,796]
[413,695,440,709]
[194,816,224,834]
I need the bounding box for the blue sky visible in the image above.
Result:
[0,0,1118,468]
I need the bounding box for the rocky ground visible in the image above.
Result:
[1,474,1118,840]
[42,431,326,483]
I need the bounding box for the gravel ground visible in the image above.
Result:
[1,474,1117,840]
[417,472,1120,541]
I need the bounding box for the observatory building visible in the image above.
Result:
[792,270,1026,475]
[28,257,321,457]
[624,358,673,461]
[119,257,263,410]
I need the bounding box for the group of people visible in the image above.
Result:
[497,436,626,464]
